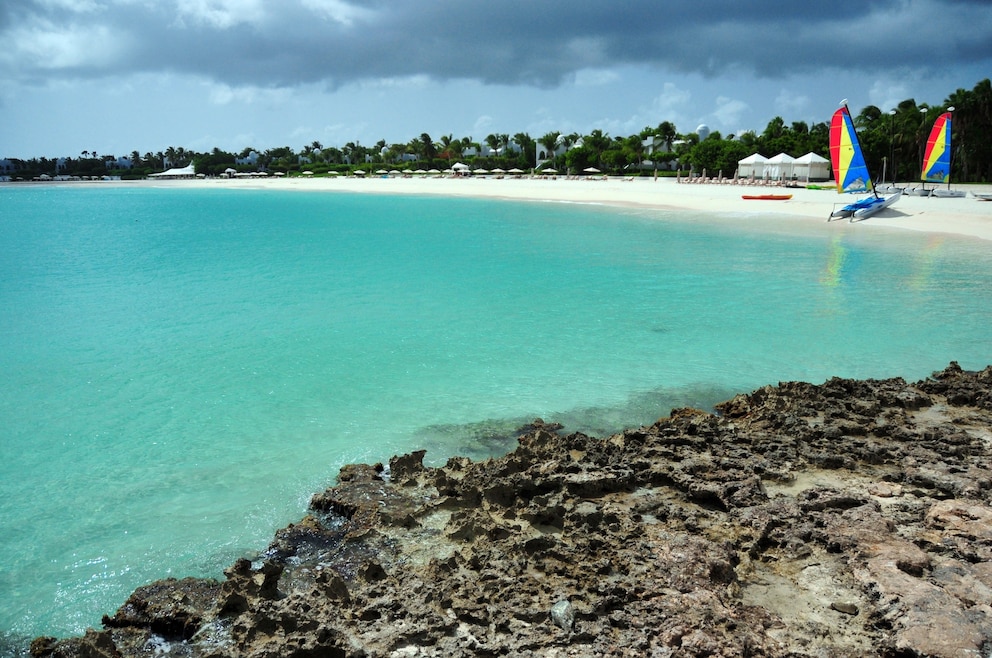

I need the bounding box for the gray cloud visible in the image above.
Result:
[0,0,992,104]
[3,0,990,91]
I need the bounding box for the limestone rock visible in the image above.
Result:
[31,363,992,658]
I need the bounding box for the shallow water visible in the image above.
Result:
[1,185,990,649]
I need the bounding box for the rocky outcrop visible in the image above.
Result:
[32,363,992,657]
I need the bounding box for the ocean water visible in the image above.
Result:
[1,184,990,650]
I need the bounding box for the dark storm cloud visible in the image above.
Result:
[3,0,990,89]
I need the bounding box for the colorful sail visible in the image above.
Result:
[921,112,952,183]
[829,106,873,194]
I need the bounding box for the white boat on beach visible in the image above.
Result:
[852,188,903,220]
[827,101,900,222]
[931,188,966,198]
[917,111,961,198]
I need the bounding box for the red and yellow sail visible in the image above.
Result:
[829,106,872,194]
[921,112,952,183]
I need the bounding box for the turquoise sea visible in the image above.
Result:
[1,184,991,651]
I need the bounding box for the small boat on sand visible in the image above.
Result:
[920,110,955,197]
[827,101,900,222]
[742,194,792,200]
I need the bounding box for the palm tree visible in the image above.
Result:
[584,129,610,168]
[538,132,560,169]
[342,142,357,165]
[484,134,500,158]
[438,134,456,164]
[419,133,437,164]
[513,132,535,167]
[310,141,324,163]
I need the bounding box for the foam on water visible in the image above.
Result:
[1,185,990,649]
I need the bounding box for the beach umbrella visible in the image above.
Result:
[492,168,506,174]
[508,168,524,174]
[413,169,427,174]
[302,170,314,176]
[542,168,558,174]
[428,169,441,175]
[328,171,340,175]
[389,169,402,175]
[353,170,366,175]
[473,168,489,175]
[583,167,601,173]
[376,169,388,175]
[274,172,285,177]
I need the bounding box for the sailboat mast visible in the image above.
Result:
[946,106,955,190]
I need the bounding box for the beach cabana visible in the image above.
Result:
[736,153,767,179]
[765,153,795,181]
[793,152,830,182]
[149,163,196,179]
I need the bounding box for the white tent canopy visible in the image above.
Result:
[765,153,795,180]
[149,163,195,179]
[736,153,767,178]
[793,152,831,181]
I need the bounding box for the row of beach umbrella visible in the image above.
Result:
[227,165,604,178]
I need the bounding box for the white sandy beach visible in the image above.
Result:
[31,175,992,242]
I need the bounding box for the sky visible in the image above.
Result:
[2,0,991,159]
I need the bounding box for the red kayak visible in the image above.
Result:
[742,194,792,200]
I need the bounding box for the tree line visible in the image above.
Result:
[5,78,990,183]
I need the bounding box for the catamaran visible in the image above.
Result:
[922,110,965,198]
[828,101,902,221]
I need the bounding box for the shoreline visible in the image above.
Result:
[10,175,992,241]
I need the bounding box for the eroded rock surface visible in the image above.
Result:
[32,362,992,657]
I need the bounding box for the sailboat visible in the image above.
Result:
[922,111,965,198]
[828,101,902,221]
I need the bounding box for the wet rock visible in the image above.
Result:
[101,577,221,639]
[32,362,992,658]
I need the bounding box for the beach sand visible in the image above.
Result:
[43,175,992,242]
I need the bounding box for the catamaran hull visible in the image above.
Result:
[852,189,902,220]
[830,195,876,220]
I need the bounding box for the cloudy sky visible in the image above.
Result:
[2,0,991,159]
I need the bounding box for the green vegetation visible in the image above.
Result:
[5,79,990,183]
